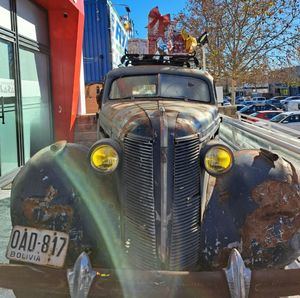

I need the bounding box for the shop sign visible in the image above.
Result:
[108,2,129,69]
[0,78,15,97]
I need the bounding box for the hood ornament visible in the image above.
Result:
[67,252,96,298]
[224,248,252,298]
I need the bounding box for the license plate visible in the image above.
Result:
[6,226,69,268]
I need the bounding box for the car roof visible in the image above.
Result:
[248,103,273,107]
[107,65,214,82]
[256,110,281,114]
[280,111,300,116]
[286,96,300,99]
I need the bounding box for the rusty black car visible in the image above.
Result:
[6,54,300,297]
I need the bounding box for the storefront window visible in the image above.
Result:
[0,40,18,175]
[19,48,52,162]
[0,0,11,30]
[16,0,49,46]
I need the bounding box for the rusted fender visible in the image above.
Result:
[200,148,300,270]
[10,141,120,267]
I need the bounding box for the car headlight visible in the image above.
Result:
[202,143,234,176]
[89,140,120,174]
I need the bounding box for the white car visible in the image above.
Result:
[280,96,300,110]
[252,96,266,102]
[286,100,300,112]
[270,111,300,130]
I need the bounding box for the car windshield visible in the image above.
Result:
[270,114,287,122]
[109,74,211,102]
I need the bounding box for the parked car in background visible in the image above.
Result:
[223,95,231,101]
[239,100,254,106]
[236,104,246,111]
[238,103,278,115]
[248,110,282,122]
[265,96,287,109]
[286,99,300,112]
[222,96,231,106]
[235,96,247,104]
[252,96,266,103]
[223,101,231,106]
[280,96,300,110]
[269,111,300,130]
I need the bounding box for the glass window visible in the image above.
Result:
[110,75,157,99]
[267,112,279,119]
[287,115,300,123]
[160,74,210,102]
[16,0,49,46]
[0,0,11,30]
[19,48,52,161]
[0,40,18,176]
[271,114,287,122]
[284,116,293,123]
[110,74,211,102]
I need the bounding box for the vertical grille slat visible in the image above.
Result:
[124,136,158,269]
[170,135,201,270]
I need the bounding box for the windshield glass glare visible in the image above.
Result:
[270,114,287,122]
[109,74,210,102]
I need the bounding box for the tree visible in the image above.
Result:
[178,0,300,103]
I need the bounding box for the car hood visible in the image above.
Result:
[100,100,220,140]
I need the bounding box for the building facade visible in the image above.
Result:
[0,0,84,179]
[83,0,129,84]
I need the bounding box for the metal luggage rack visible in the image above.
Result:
[120,51,200,68]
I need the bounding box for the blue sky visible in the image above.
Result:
[113,0,188,38]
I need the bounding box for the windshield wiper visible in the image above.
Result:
[110,95,136,100]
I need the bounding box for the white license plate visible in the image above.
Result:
[6,225,69,268]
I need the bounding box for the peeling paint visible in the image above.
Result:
[22,186,74,231]
[242,180,300,251]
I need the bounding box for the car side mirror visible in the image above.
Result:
[282,120,288,123]
[96,88,103,109]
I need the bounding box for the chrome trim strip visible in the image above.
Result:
[159,105,169,264]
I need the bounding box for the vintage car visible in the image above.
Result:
[6,54,300,297]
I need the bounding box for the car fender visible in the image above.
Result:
[10,141,120,267]
[200,148,300,270]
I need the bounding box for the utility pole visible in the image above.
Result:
[202,44,207,71]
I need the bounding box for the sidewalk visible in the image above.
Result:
[0,189,10,201]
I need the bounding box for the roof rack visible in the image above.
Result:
[120,51,200,68]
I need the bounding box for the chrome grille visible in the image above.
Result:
[170,135,201,270]
[123,135,158,269]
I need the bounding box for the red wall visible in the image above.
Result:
[33,0,84,142]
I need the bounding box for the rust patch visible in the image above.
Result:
[213,247,231,268]
[22,186,74,231]
[241,179,300,255]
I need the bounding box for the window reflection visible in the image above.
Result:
[19,48,52,161]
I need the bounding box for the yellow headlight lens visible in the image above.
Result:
[204,146,233,175]
[90,144,119,173]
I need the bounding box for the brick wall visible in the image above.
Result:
[74,114,98,147]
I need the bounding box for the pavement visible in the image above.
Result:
[0,189,15,297]
[0,189,11,264]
